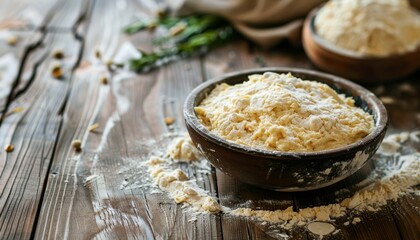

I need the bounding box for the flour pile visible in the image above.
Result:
[195,73,374,152]
[315,0,420,56]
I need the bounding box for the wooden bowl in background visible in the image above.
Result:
[302,8,420,83]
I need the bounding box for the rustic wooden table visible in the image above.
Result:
[0,0,419,239]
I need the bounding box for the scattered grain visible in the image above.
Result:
[4,144,14,153]
[169,22,187,36]
[51,64,64,79]
[72,139,82,151]
[4,107,24,117]
[52,49,64,59]
[156,8,167,17]
[95,49,102,59]
[164,117,175,125]
[147,21,158,30]
[105,60,114,71]
[88,123,100,132]
[380,96,395,104]
[100,76,108,85]
[6,35,18,46]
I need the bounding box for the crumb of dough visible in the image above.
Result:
[195,72,374,152]
[315,0,420,57]
[352,217,361,224]
[146,156,221,213]
[167,135,202,161]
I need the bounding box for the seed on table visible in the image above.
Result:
[4,106,24,117]
[147,21,157,30]
[105,60,114,71]
[100,76,108,85]
[7,36,18,46]
[169,22,187,37]
[51,64,64,79]
[88,123,100,132]
[4,144,14,153]
[164,117,176,125]
[72,139,82,151]
[52,49,64,59]
[95,49,102,59]
[156,8,167,17]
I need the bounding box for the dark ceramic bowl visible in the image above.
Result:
[184,68,388,191]
[302,7,420,83]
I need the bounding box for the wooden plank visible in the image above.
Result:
[45,0,85,29]
[36,0,222,238]
[388,195,420,240]
[0,0,55,29]
[0,31,82,239]
[203,41,307,239]
[0,1,85,239]
[0,30,41,109]
[0,0,85,116]
[0,0,55,111]
[373,76,420,240]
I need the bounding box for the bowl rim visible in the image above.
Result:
[307,6,420,60]
[184,67,388,160]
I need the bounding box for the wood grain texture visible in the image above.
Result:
[0,0,52,112]
[0,0,418,239]
[35,0,221,239]
[0,0,84,239]
[0,31,82,240]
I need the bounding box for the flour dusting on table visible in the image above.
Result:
[117,132,419,238]
[231,133,419,224]
[146,155,221,213]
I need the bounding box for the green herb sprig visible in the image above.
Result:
[124,15,235,72]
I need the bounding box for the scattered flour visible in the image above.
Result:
[146,155,221,213]
[166,135,202,161]
[230,205,346,229]
[410,131,420,142]
[315,0,420,57]
[379,131,409,155]
[195,72,374,152]
[229,132,419,228]
[127,132,419,237]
